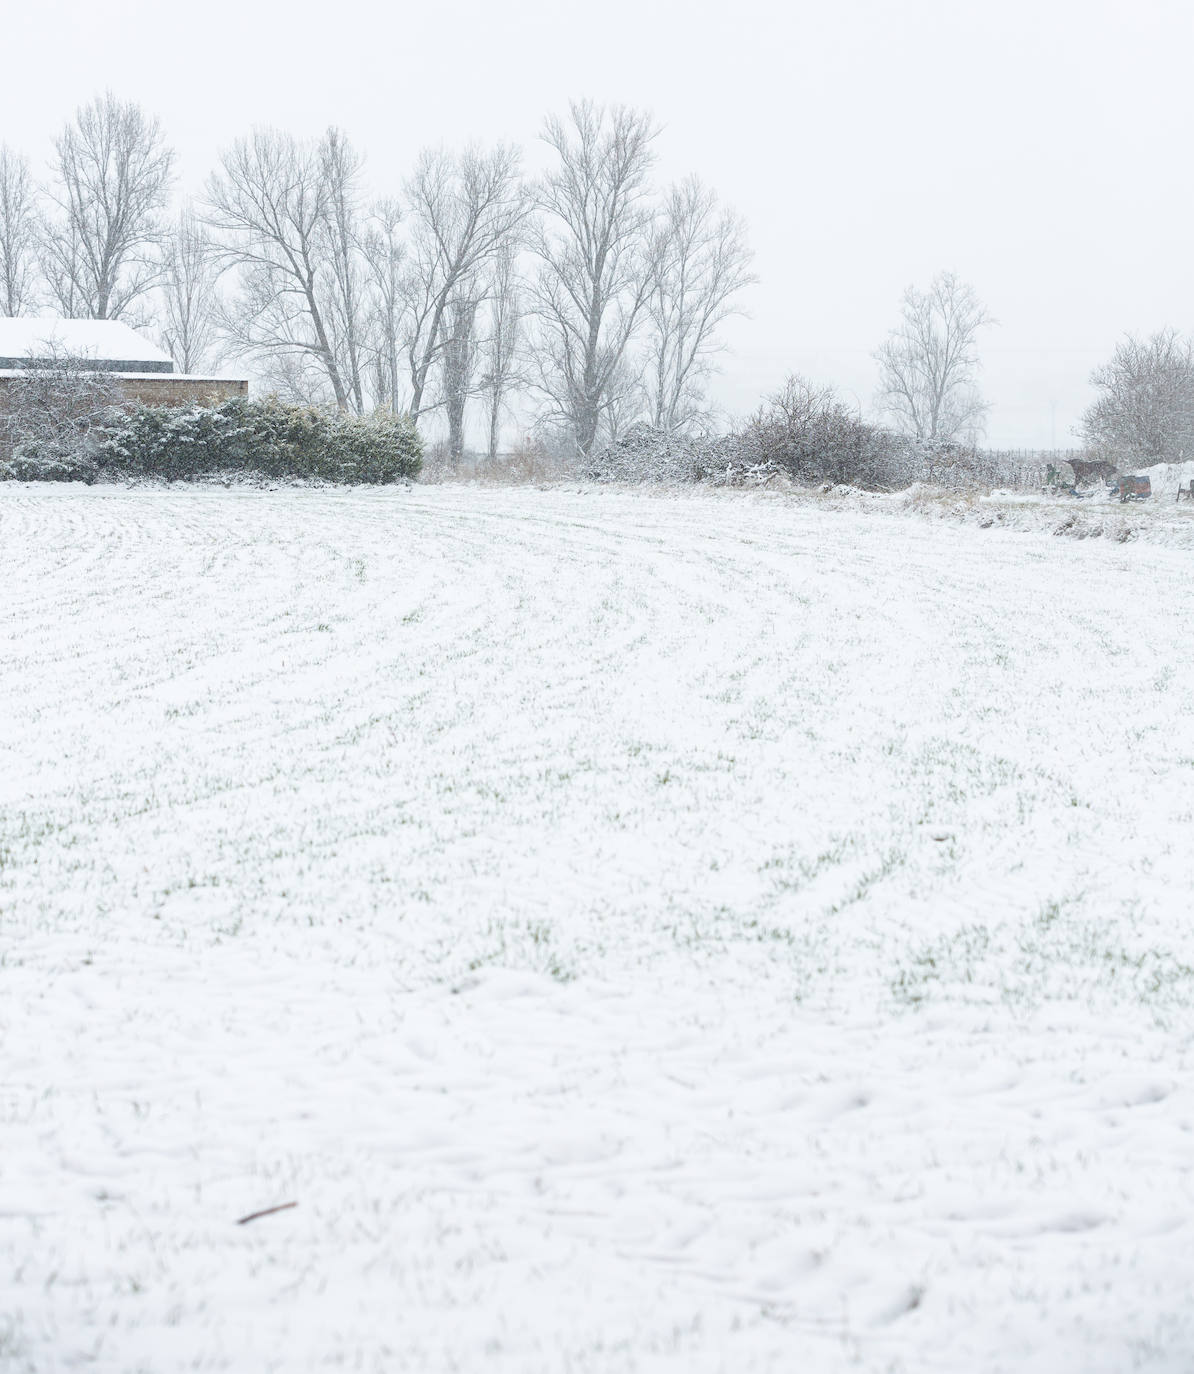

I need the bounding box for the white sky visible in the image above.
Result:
[6,0,1192,447]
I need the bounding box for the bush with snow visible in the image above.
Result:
[0,351,121,483]
[589,387,951,492]
[90,397,423,484]
[587,381,1041,493]
[586,384,1048,493]
[587,422,735,484]
[734,376,906,488]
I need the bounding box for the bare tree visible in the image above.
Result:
[319,128,368,413]
[643,177,755,431]
[440,289,480,463]
[159,205,222,372]
[361,197,406,411]
[41,218,87,319]
[530,101,659,457]
[256,349,333,407]
[596,355,644,449]
[205,127,360,410]
[1082,328,1194,463]
[476,243,525,463]
[0,146,39,316]
[874,270,993,443]
[41,92,174,320]
[400,144,527,423]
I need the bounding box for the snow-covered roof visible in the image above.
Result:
[0,317,174,371]
[0,370,236,382]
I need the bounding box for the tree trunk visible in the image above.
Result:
[488,392,501,463]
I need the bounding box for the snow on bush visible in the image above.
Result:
[587,422,736,483]
[2,395,423,485]
[0,350,121,482]
[588,382,1044,493]
[733,376,909,488]
[91,397,423,484]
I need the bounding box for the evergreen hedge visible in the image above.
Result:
[2,396,423,484]
[93,397,423,483]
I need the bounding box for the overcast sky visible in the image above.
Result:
[7,0,1192,447]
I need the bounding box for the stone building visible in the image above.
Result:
[0,318,248,408]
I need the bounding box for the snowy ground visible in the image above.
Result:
[3,481,1194,1373]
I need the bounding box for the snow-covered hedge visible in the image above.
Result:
[2,396,423,485]
[92,398,423,484]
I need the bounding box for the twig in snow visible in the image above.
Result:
[235,1201,298,1226]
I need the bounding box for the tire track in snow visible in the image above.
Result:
[3,483,1194,1373]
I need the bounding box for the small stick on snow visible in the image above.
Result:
[235,1201,298,1226]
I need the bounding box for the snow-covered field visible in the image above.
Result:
[3,482,1194,1373]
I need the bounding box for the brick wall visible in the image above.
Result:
[0,375,249,413]
[112,377,249,407]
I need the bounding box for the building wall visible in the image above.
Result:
[0,375,249,412]
[112,377,249,407]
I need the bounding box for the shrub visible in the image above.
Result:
[731,379,1042,492]
[734,376,910,489]
[0,351,122,482]
[90,397,422,484]
[320,410,424,483]
[588,422,735,483]
[587,383,924,491]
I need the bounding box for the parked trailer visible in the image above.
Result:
[1119,475,1152,502]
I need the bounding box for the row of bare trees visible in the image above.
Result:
[0,93,757,460]
[870,269,1194,465]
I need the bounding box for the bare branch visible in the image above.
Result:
[361,197,406,412]
[41,92,174,321]
[398,144,527,422]
[204,127,360,410]
[475,241,527,462]
[0,341,120,479]
[874,271,994,444]
[158,204,223,373]
[528,101,659,456]
[642,176,755,432]
[0,146,39,316]
[1082,329,1194,463]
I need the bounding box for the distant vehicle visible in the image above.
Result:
[1118,474,1151,501]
